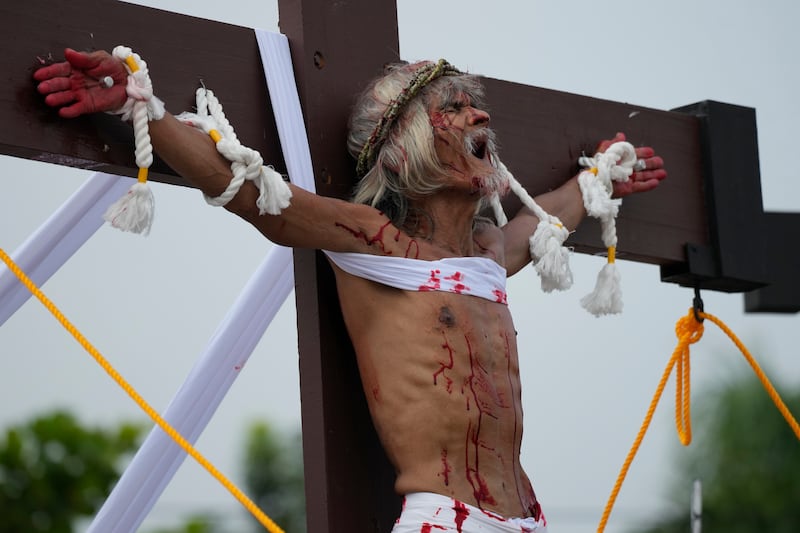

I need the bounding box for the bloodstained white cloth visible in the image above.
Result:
[323,251,509,304]
[392,492,548,533]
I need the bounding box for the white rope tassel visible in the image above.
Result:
[577,141,636,315]
[102,181,155,235]
[103,46,166,235]
[177,88,292,215]
[497,161,573,292]
[581,260,622,316]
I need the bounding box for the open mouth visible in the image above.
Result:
[468,135,488,160]
[471,139,487,160]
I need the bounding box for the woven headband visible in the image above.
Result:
[356,59,463,177]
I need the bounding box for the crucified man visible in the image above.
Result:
[34,48,666,532]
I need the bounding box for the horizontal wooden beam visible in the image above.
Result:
[2,0,285,187]
[483,78,709,266]
[3,1,711,269]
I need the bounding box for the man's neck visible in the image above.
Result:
[409,192,483,257]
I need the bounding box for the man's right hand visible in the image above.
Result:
[34,48,128,118]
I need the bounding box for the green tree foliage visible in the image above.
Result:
[637,374,800,533]
[0,410,142,533]
[242,421,306,533]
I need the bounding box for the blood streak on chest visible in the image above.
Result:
[334,220,394,253]
[433,334,455,393]
[439,448,452,486]
[404,237,420,258]
[463,336,499,508]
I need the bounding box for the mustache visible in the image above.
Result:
[463,127,498,160]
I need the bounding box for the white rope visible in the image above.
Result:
[102,46,166,235]
[576,141,636,315]
[489,191,508,226]
[493,161,573,292]
[176,88,292,215]
[108,46,166,123]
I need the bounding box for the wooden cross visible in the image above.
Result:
[2,0,797,531]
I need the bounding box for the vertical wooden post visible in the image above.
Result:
[277,1,403,530]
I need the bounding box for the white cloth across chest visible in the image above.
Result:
[323,251,509,304]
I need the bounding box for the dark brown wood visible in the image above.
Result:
[483,79,708,265]
[2,0,712,267]
[1,0,285,186]
[3,2,797,533]
[276,1,403,531]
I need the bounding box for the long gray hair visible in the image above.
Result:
[347,61,495,230]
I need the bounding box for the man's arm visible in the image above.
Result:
[501,133,667,276]
[145,112,379,251]
[33,48,381,252]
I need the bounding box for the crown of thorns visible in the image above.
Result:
[355,59,463,177]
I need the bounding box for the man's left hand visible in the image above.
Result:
[597,132,667,198]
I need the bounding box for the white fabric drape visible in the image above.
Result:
[0,173,131,326]
[88,245,294,533]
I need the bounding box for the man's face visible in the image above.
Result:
[429,92,508,197]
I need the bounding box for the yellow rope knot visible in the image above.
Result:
[675,309,704,344]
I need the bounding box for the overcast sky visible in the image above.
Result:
[1,1,799,532]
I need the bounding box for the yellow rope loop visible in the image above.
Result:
[674,310,704,446]
[0,248,285,533]
[597,306,800,533]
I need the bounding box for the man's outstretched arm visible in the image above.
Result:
[501,133,667,276]
[33,48,384,252]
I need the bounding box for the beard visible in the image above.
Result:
[463,127,510,197]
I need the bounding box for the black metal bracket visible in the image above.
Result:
[660,101,799,313]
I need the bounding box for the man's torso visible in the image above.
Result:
[327,221,540,519]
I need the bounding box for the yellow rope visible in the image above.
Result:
[0,248,285,533]
[596,307,800,533]
[704,311,800,439]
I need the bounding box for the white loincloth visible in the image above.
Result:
[392,492,548,533]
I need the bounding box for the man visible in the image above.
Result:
[34,50,666,532]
